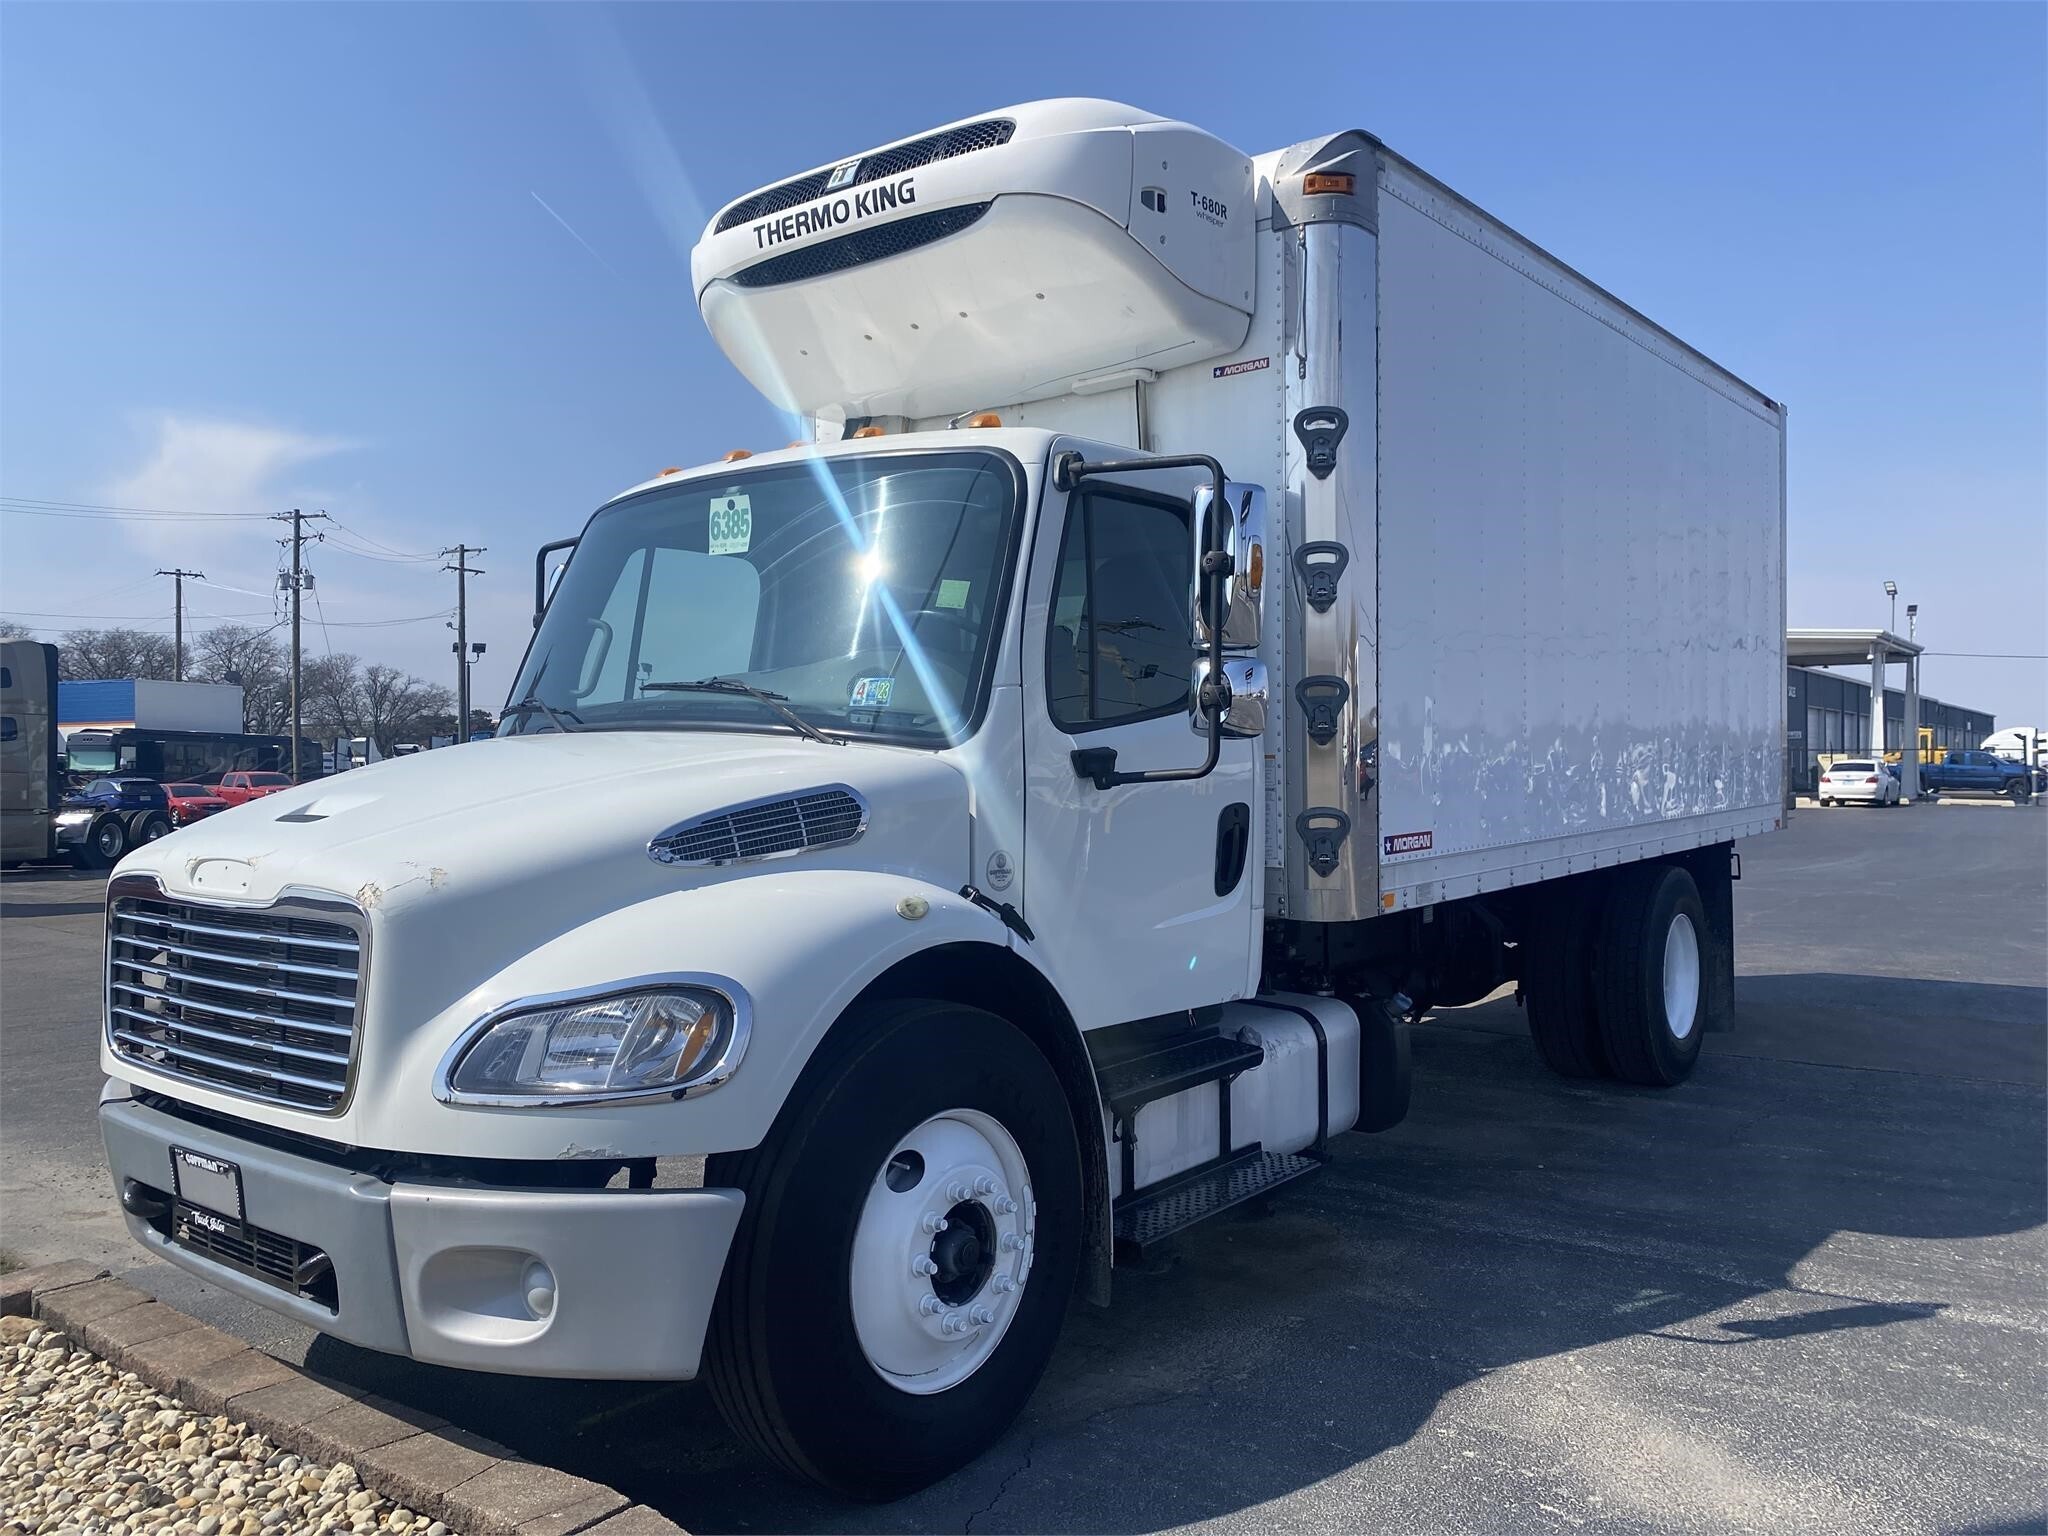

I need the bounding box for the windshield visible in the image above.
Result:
[67,743,116,774]
[506,449,1021,746]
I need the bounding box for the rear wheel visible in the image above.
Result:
[705,1000,1082,1499]
[133,812,173,843]
[1523,876,1609,1079]
[1594,863,1707,1087]
[87,816,127,868]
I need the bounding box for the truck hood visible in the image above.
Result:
[116,729,970,933]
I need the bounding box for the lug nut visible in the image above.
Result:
[912,1255,938,1277]
[919,1295,944,1316]
[941,1311,967,1335]
[1000,1233,1027,1252]
[921,1211,948,1234]
[946,1181,973,1202]
[975,1176,999,1196]
[969,1304,997,1326]
[994,1196,1018,1214]
[993,1274,1019,1294]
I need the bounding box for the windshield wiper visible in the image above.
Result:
[641,677,838,745]
[507,694,583,735]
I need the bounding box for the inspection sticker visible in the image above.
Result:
[849,675,895,709]
[935,578,971,610]
[709,492,752,555]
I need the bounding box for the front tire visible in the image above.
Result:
[705,1000,1082,1499]
[1594,863,1707,1087]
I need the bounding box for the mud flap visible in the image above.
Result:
[1355,996,1412,1131]
[1681,845,1738,1033]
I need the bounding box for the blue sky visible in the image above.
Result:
[3,2,2042,724]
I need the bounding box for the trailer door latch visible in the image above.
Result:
[1294,675,1350,746]
[1293,407,1349,479]
[1295,808,1351,878]
[1293,542,1349,614]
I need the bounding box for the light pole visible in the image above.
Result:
[1906,603,1917,643]
[1884,579,1898,635]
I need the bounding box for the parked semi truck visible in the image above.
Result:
[1,640,62,863]
[97,100,1786,1497]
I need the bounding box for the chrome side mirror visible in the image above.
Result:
[1191,482,1267,651]
[1190,656,1268,739]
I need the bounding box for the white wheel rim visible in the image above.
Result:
[850,1108,1035,1396]
[1663,912,1701,1041]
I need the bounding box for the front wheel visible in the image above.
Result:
[705,1000,1082,1499]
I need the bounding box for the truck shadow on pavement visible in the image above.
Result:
[304,973,2047,1534]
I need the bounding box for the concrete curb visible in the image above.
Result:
[6,1260,685,1536]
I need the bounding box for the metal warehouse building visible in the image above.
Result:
[1785,629,1995,796]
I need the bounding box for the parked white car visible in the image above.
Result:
[1818,759,1899,806]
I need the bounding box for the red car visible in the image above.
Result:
[212,771,294,807]
[163,782,229,825]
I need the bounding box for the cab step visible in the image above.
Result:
[1113,1148,1323,1261]
[1096,1032,1264,1119]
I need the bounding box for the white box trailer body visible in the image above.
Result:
[100,98,1786,1501]
[698,103,1787,921]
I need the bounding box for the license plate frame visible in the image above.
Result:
[169,1147,245,1231]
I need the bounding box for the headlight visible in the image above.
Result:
[440,983,746,1105]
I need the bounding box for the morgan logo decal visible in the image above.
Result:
[1383,830,1433,856]
[1213,356,1271,379]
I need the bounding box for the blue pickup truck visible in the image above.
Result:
[1920,749,2035,802]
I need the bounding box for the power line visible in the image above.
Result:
[0,496,271,521]
[324,518,440,562]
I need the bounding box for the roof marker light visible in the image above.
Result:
[1304,173,1355,196]
[852,426,887,439]
[966,412,1002,429]
[722,449,754,462]
[658,467,684,477]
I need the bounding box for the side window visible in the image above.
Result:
[1045,487,1194,731]
[0,717,15,743]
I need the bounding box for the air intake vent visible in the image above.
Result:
[729,203,993,290]
[714,119,1016,233]
[649,786,868,867]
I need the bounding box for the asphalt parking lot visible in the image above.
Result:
[4,804,2044,1535]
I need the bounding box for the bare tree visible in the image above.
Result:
[54,628,177,681]
[360,664,453,754]
[0,620,35,642]
[189,624,289,731]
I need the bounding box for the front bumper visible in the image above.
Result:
[100,1086,744,1379]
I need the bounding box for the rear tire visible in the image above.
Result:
[1594,863,1707,1087]
[134,812,173,843]
[1523,876,1610,1079]
[705,1000,1082,1499]
[87,816,127,869]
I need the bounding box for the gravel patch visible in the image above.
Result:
[1,1316,457,1536]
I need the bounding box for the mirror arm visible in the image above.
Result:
[1055,452,1232,790]
[533,538,578,630]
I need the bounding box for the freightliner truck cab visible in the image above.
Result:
[98,98,1783,1498]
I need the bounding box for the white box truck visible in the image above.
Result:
[98,99,1786,1497]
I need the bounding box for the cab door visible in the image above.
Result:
[1016,449,1260,1031]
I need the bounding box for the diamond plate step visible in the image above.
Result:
[1113,1149,1323,1260]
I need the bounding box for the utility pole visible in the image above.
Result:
[155,568,205,680]
[273,509,329,781]
[441,545,486,737]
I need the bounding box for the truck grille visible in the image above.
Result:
[714,118,1015,233]
[729,202,993,290]
[106,883,366,1114]
[648,786,867,867]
